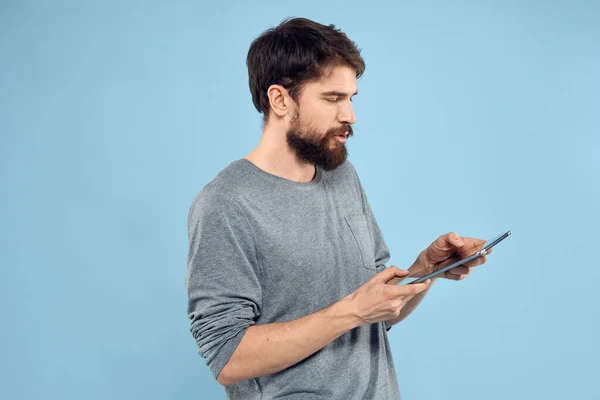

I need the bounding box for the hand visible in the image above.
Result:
[412,232,492,281]
[347,266,431,325]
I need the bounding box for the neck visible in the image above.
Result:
[245,121,316,184]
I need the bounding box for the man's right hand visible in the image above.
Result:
[347,267,431,325]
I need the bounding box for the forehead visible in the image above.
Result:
[302,65,358,95]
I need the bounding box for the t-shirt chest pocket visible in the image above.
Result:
[344,214,377,271]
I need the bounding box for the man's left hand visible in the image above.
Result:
[412,232,491,280]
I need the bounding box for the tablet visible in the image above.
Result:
[405,230,511,285]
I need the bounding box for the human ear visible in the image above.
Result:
[267,84,291,118]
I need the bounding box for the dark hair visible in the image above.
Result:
[246,17,365,121]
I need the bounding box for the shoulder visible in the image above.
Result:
[188,160,250,220]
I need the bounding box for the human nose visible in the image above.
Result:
[337,101,356,125]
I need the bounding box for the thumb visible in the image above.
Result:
[375,266,409,283]
[444,232,464,248]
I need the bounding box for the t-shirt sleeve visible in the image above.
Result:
[186,192,262,379]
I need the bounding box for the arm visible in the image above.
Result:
[218,267,430,386]
[189,194,359,387]
[218,297,360,386]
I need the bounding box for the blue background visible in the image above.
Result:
[1,1,598,399]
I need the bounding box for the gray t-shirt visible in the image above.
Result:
[186,159,401,399]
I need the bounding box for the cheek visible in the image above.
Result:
[305,103,337,122]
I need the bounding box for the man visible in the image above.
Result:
[186,17,490,399]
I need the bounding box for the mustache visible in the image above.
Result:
[328,124,353,137]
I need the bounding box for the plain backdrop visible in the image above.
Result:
[1,0,599,399]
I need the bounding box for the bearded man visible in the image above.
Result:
[186,17,490,400]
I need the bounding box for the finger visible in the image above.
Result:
[433,232,464,252]
[462,255,487,269]
[445,232,465,248]
[446,272,469,280]
[386,275,407,285]
[392,280,431,297]
[458,237,486,255]
[448,265,471,275]
[427,232,464,263]
[400,294,416,304]
[376,266,409,283]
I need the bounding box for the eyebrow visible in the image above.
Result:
[320,90,358,97]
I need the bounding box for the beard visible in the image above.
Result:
[286,112,353,171]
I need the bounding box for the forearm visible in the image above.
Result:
[218,296,361,386]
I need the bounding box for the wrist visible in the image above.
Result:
[408,251,429,277]
[328,295,364,331]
